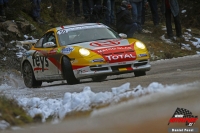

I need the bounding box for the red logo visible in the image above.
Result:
[90,40,121,47]
[49,49,57,55]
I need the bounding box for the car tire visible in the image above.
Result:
[22,61,42,88]
[62,56,79,85]
[134,71,146,77]
[92,75,107,82]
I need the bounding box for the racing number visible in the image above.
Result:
[57,29,68,35]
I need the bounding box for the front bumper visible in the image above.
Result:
[74,59,151,79]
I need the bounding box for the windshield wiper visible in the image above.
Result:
[91,38,116,41]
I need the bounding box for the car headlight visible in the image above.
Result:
[79,48,90,56]
[135,41,146,49]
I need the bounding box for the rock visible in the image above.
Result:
[0,20,36,40]
[0,37,5,51]
[16,20,36,33]
[30,24,36,31]
[1,20,21,38]
[0,46,5,51]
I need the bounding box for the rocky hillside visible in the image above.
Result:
[0,0,200,72]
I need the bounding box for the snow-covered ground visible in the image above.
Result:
[0,80,200,130]
[160,27,200,51]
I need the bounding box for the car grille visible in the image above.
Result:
[89,60,148,72]
[90,66,109,71]
[134,60,148,67]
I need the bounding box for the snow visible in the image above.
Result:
[0,80,199,130]
[0,120,10,130]
[181,43,191,50]
[2,57,6,61]
[181,10,186,13]
[160,34,173,44]
[191,37,200,48]
[160,27,200,50]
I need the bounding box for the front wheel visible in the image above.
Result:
[92,75,107,82]
[62,56,79,85]
[22,61,42,88]
[134,71,146,77]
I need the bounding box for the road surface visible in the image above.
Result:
[2,54,200,133]
[2,55,200,99]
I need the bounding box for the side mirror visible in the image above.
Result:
[119,33,127,39]
[43,42,56,48]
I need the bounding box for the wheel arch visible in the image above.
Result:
[21,59,33,74]
[61,55,72,78]
[22,60,42,88]
[61,55,79,84]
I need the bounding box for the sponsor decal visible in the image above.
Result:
[90,40,121,47]
[168,107,199,132]
[77,69,88,74]
[91,58,104,62]
[48,57,62,71]
[57,25,106,35]
[105,54,136,61]
[92,45,136,63]
[33,50,48,56]
[96,46,133,53]
[138,54,147,57]
[57,48,62,53]
[62,47,74,54]
[32,56,49,72]
[49,49,57,55]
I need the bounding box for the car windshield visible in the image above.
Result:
[57,27,120,46]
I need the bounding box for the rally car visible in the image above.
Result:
[21,23,151,88]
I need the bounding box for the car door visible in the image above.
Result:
[33,31,61,80]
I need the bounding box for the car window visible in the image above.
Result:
[58,32,70,46]
[42,32,56,45]
[35,32,57,48]
[57,27,120,46]
[35,37,44,48]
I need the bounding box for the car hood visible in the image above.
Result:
[70,38,133,50]
[70,38,137,63]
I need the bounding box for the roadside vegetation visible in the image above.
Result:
[0,0,200,129]
[0,95,33,126]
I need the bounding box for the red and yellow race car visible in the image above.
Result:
[21,23,151,88]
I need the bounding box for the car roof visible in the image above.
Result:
[53,23,108,31]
